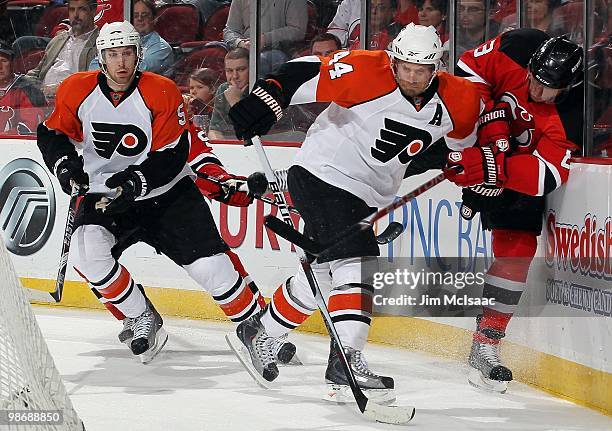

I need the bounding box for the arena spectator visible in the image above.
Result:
[456,0,499,56]
[223,0,307,74]
[310,33,341,56]
[26,0,98,100]
[186,67,220,132]
[0,40,46,134]
[416,0,448,43]
[394,0,419,26]
[500,0,563,35]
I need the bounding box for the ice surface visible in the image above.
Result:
[34,308,611,431]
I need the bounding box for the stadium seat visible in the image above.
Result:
[154,4,200,46]
[200,3,230,43]
[305,0,320,42]
[173,43,228,88]
[12,48,45,74]
[34,5,67,37]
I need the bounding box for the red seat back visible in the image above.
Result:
[174,45,228,88]
[34,5,67,37]
[154,4,200,46]
[200,4,230,42]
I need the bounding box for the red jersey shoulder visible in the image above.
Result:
[437,72,481,139]
[316,49,397,107]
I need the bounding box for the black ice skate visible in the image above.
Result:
[130,304,168,364]
[117,292,157,347]
[225,312,278,388]
[468,317,513,393]
[324,340,396,405]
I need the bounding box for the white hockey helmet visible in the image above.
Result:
[96,21,143,67]
[390,23,444,70]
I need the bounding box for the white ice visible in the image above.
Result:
[34,308,611,431]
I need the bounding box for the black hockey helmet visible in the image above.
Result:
[529,36,583,89]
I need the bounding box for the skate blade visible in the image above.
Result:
[140,328,168,364]
[467,367,508,393]
[225,333,271,390]
[323,383,396,406]
[278,353,303,366]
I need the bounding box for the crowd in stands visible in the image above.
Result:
[0,0,609,152]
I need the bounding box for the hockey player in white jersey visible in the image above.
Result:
[36,21,284,364]
[226,23,482,402]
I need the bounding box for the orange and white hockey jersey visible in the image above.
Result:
[270,50,482,207]
[43,71,192,198]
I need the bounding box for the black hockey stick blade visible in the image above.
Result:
[375,222,404,245]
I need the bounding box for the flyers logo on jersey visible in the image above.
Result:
[371,118,432,164]
[91,122,148,159]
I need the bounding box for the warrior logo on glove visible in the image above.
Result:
[91,122,148,159]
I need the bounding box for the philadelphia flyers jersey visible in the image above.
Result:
[270,50,481,207]
[44,70,192,198]
[456,29,583,196]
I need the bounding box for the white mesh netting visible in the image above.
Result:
[0,241,83,430]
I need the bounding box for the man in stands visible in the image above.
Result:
[27,0,99,100]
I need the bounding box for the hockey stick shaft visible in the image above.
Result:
[50,184,80,302]
[266,172,447,256]
[250,135,372,414]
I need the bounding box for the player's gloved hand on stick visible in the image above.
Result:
[100,169,146,214]
[228,79,284,140]
[477,101,511,150]
[459,186,503,220]
[445,145,507,188]
[213,173,253,207]
[55,156,89,195]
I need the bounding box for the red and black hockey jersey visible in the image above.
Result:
[456,28,584,196]
[0,75,46,134]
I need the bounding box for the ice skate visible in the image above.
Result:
[468,319,512,393]
[268,333,301,365]
[130,304,168,364]
[226,312,278,387]
[324,340,396,405]
[118,293,157,347]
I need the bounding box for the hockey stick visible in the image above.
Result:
[248,135,415,424]
[49,183,81,302]
[196,172,404,245]
[264,172,447,257]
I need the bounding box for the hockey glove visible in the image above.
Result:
[54,156,89,195]
[101,169,147,214]
[477,101,512,152]
[213,173,253,207]
[228,79,284,140]
[445,145,507,188]
[459,185,504,220]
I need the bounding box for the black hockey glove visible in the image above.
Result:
[54,156,89,195]
[459,186,504,220]
[228,79,284,140]
[101,169,147,215]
